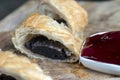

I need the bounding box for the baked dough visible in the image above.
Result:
[39,0,88,38]
[0,50,53,80]
[12,13,83,62]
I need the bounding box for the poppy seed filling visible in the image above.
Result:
[25,36,72,60]
[0,74,16,80]
[55,18,68,27]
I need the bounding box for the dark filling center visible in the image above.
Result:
[25,36,71,60]
[55,19,68,27]
[0,74,16,80]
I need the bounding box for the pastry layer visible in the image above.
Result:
[0,50,53,80]
[39,0,88,38]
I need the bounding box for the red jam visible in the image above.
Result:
[81,31,120,65]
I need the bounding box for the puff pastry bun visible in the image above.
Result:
[39,0,88,38]
[12,13,82,62]
[0,50,53,80]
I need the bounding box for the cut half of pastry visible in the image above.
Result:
[0,50,53,80]
[39,0,88,38]
[12,13,82,62]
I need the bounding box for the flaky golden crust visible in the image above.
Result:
[12,13,83,62]
[39,0,88,38]
[0,50,53,80]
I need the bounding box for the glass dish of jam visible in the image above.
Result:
[80,31,120,75]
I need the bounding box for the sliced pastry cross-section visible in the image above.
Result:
[39,0,88,38]
[0,50,53,80]
[12,13,82,62]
